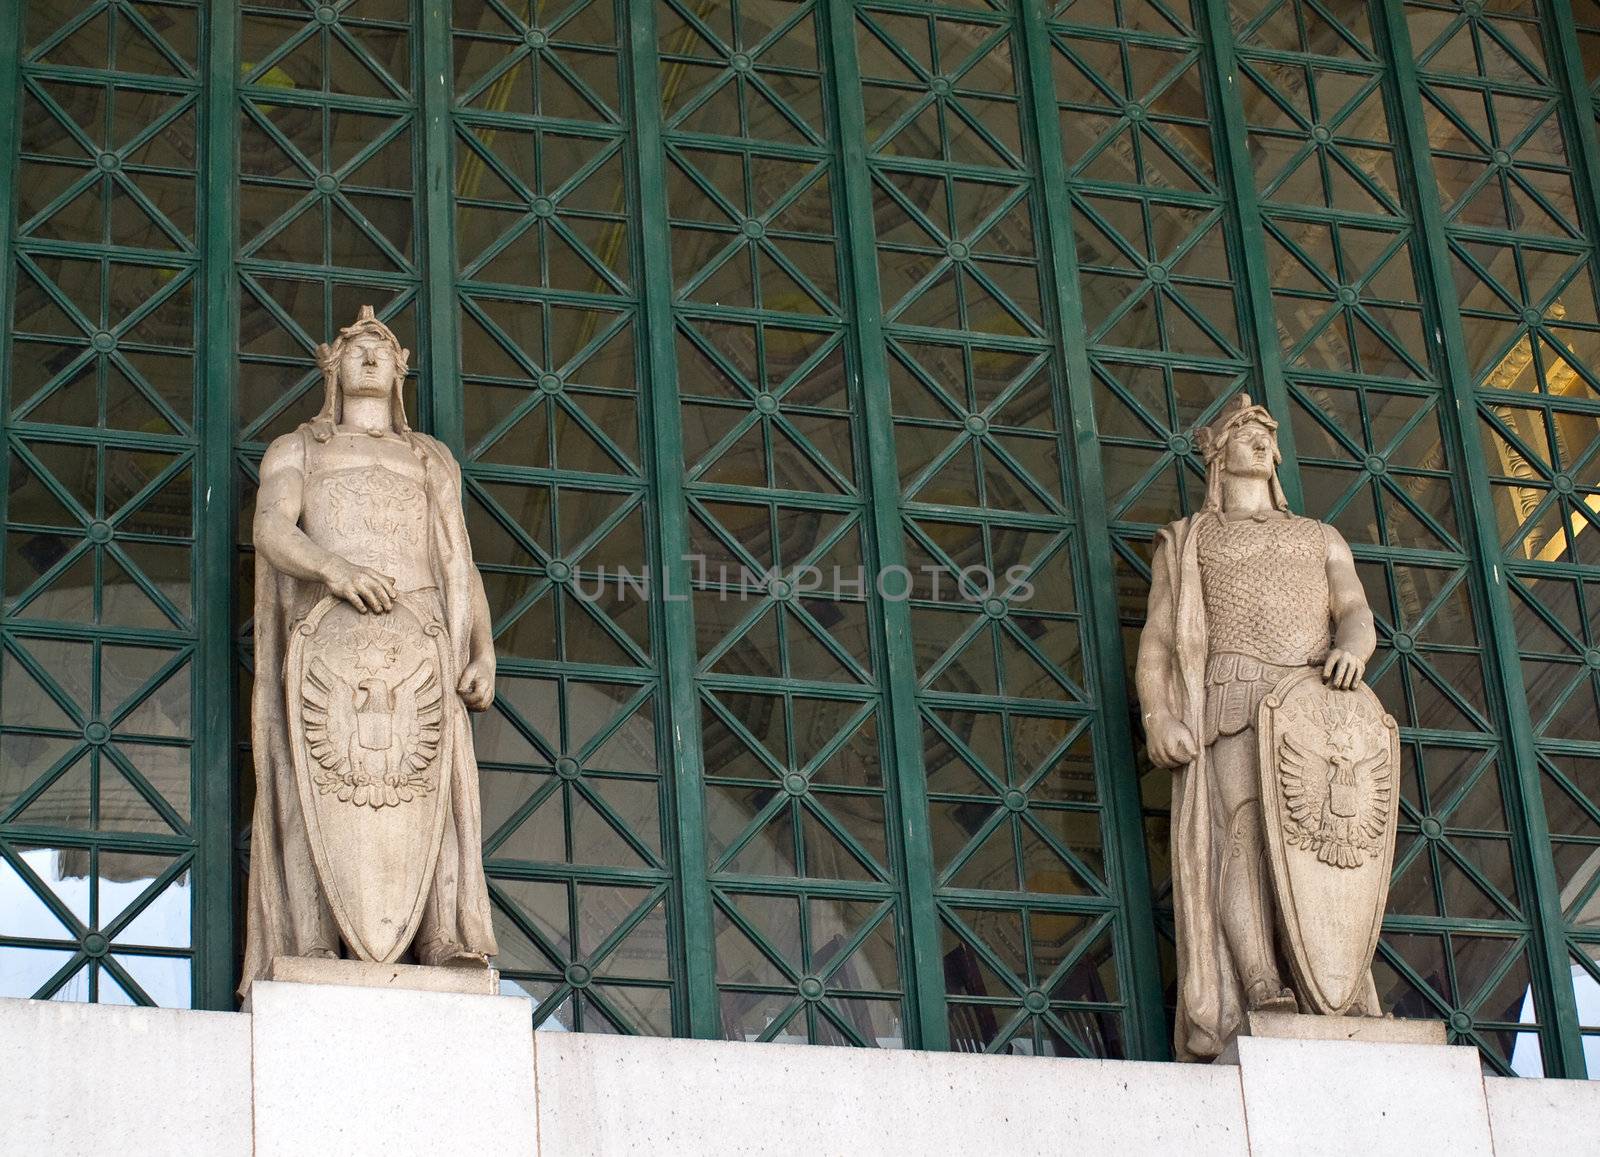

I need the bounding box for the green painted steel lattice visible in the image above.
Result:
[1399,0,1600,1076]
[1,0,1598,1075]
[0,0,213,1009]
[847,0,1148,1057]
[656,0,915,1047]
[452,0,679,1035]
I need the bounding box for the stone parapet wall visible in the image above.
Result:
[2,990,1595,1155]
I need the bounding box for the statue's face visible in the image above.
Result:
[1222,420,1277,480]
[338,333,400,399]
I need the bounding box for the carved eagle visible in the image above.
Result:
[1277,731,1391,869]
[303,656,442,808]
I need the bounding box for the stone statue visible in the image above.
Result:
[1135,395,1400,1061]
[241,307,498,995]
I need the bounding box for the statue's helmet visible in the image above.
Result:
[306,305,413,440]
[1194,393,1290,512]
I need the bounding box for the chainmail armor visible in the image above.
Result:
[1197,515,1332,666]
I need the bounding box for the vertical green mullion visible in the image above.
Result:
[194,0,240,1010]
[1544,0,1600,1074]
[623,0,718,1039]
[1545,0,1600,252]
[1194,0,1304,508]
[419,0,461,450]
[1013,0,1167,1062]
[1373,0,1586,1078]
[1527,0,1600,1077]
[0,0,22,985]
[821,0,948,1052]
[0,0,20,605]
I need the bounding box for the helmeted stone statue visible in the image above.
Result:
[241,307,498,995]
[1136,395,1399,1061]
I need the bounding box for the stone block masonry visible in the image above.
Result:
[1,992,1597,1155]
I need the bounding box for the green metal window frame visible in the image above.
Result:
[1,0,1596,1075]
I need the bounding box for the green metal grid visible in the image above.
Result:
[1544,0,1600,1069]
[0,0,214,1007]
[449,0,681,1035]
[651,0,926,1048]
[1388,0,1600,1076]
[0,0,1596,1074]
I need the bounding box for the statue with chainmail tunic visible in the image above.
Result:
[1136,395,1400,1061]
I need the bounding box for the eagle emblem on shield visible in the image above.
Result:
[1258,668,1400,1014]
[303,653,442,808]
[286,595,455,962]
[1278,707,1392,869]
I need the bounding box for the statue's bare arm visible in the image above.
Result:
[448,456,496,712]
[1323,527,1375,691]
[453,568,494,713]
[1136,536,1197,770]
[253,435,397,614]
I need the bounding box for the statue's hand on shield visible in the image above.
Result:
[324,556,398,614]
[1322,648,1366,691]
[1145,711,1198,769]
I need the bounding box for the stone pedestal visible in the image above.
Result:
[249,979,537,1157]
[1216,1009,1445,1060]
[1219,1013,1492,1157]
[264,954,500,996]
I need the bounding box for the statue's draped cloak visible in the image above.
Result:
[1149,512,1244,1061]
[240,430,497,996]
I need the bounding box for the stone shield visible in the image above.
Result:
[1257,668,1400,1014]
[286,594,454,962]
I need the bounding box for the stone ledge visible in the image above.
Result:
[0,998,253,1157]
[263,954,499,996]
[1216,1010,1446,1061]
[535,1031,1250,1156]
[8,995,1600,1155]
[1484,1075,1600,1157]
